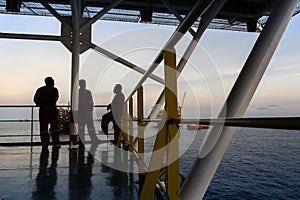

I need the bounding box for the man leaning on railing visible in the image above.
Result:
[34,77,60,149]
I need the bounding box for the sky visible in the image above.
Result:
[0,13,300,119]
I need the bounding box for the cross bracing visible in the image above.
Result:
[1,0,299,32]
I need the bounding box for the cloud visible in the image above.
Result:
[273,65,300,77]
[257,107,270,110]
[222,68,241,79]
[275,65,298,71]
[267,104,278,107]
[284,73,300,77]
[256,104,279,110]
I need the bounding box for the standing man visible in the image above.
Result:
[78,79,98,146]
[34,77,60,149]
[101,84,125,145]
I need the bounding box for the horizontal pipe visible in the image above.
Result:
[0,32,70,41]
[0,120,39,123]
[0,105,107,107]
[0,119,103,123]
[0,134,40,137]
[135,117,300,130]
[0,141,70,147]
[181,117,300,130]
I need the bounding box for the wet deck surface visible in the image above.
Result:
[0,144,140,200]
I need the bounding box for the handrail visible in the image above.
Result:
[0,105,107,107]
[2,104,299,146]
[0,104,107,145]
[134,117,300,130]
[180,117,300,130]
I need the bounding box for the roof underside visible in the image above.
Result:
[0,0,300,31]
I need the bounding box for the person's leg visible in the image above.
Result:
[86,114,98,142]
[39,110,49,148]
[101,112,113,135]
[49,109,60,145]
[112,118,121,146]
[78,115,85,145]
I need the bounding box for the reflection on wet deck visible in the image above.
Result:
[0,143,140,200]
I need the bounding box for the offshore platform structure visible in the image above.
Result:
[1,0,300,199]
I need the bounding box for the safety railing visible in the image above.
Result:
[0,104,107,145]
[121,87,300,200]
[118,49,300,200]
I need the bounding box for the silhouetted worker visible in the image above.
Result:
[34,77,60,149]
[78,79,98,146]
[101,84,125,145]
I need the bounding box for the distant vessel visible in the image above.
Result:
[186,124,209,130]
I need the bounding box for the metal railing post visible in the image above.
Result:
[31,106,34,145]
[137,86,145,192]
[122,104,129,148]
[129,97,134,152]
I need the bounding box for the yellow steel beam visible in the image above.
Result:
[164,48,180,200]
[123,104,129,147]
[139,125,167,199]
[137,86,146,191]
[140,49,180,199]
[138,86,145,155]
[117,104,128,147]
[129,97,134,152]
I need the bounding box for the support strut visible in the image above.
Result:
[181,1,299,199]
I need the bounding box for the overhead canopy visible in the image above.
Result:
[1,0,299,32]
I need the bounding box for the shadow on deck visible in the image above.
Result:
[0,143,140,200]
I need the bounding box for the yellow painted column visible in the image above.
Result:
[164,48,180,200]
[137,86,145,191]
[140,125,167,199]
[121,104,129,148]
[129,97,134,152]
[140,48,180,200]
[137,86,144,155]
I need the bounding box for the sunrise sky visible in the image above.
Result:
[0,13,299,118]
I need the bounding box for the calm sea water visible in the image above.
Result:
[180,128,300,200]
[1,122,299,199]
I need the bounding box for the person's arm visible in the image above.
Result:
[33,89,41,106]
[54,88,59,103]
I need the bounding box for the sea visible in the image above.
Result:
[0,122,300,199]
[180,128,300,200]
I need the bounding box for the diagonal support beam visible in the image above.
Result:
[125,0,215,102]
[38,0,70,27]
[147,0,227,112]
[79,0,123,32]
[132,0,227,149]
[82,40,164,84]
[160,0,197,37]
[181,0,299,199]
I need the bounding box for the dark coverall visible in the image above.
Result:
[101,92,125,145]
[78,88,97,145]
[34,85,59,147]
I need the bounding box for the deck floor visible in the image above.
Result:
[0,143,140,200]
